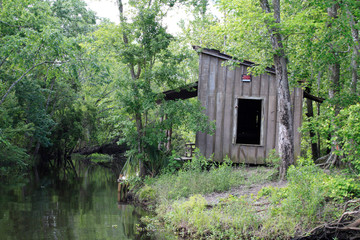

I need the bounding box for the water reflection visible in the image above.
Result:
[0,166,150,240]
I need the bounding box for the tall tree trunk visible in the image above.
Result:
[260,0,294,180]
[327,62,341,166]
[135,112,145,176]
[166,127,172,152]
[117,0,145,176]
[317,72,322,155]
[325,3,341,167]
[351,47,359,94]
[346,6,359,95]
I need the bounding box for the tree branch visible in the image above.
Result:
[0,61,67,106]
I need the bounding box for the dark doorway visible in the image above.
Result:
[236,99,262,145]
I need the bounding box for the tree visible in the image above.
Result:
[0,0,98,180]
[214,0,298,179]
[258,0,294,179]
[85,0,214,177]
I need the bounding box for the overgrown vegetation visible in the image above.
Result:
[135,153,360,239]
[0,0,213,181]
[138,151,276,202]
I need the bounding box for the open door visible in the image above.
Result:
[234,98,263,145]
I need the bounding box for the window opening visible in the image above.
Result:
[236,99,262,145]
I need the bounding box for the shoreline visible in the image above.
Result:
[129,165,360,239]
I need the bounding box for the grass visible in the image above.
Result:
[143,154,276,202]
[135,153,360,239]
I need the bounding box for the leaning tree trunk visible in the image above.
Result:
[260,0,295,180]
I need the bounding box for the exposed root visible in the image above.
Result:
[315,154,330,165]
[296,199,360,240]
[316,153,341,169]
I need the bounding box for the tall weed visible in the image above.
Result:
[163,194,260,239]
[258,165,357,235]
[151,163,248,201]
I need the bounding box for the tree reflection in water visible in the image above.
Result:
[0,164,151,240]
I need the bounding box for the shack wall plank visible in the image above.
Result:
[252,74,262,162]
[266,74,278,156]
[259,74,269,161]
[232,66,244,162]
[242,68,252,97]
[214,60,226,160]
[205,56,219,158]
[222,66,235,161]
[293,88,303,159]
[251,75,261,97]
[197,54,210,156]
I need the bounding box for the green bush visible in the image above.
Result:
[163,194,260,239]
[137,185,156,202]
[336,103,360,173]
[0,140,29,180]
[258,165,359,235]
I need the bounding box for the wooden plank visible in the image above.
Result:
[233,66,244,162]
[266,74,278,156]
[222,65,235,161]
[251,74,261,97]
[252,75,262,163]
[195,53,203,150]
[197,53,210,156]
[242,67,252,97]
[293,88,303,160]
[214,60,226,161]
[205,56,219,158]
[245,146,257,164]
[259,74,269,161]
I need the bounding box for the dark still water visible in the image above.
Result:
[0,166,154,240]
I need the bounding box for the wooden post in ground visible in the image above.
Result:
[117,174,129,202]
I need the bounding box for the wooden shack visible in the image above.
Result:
[195,47,303,164]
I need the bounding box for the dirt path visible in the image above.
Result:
[203,180,287,206]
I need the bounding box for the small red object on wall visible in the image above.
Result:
[242,74,252,82]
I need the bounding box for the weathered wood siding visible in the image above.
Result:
[196,49,303,164]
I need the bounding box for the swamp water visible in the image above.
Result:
[0,165,167,240]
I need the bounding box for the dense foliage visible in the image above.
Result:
[0,0,213,181]
[0,0,98,179]
[2,0,360,181]
[2,0,360,239]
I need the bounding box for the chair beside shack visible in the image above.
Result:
[195,47,303,164]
